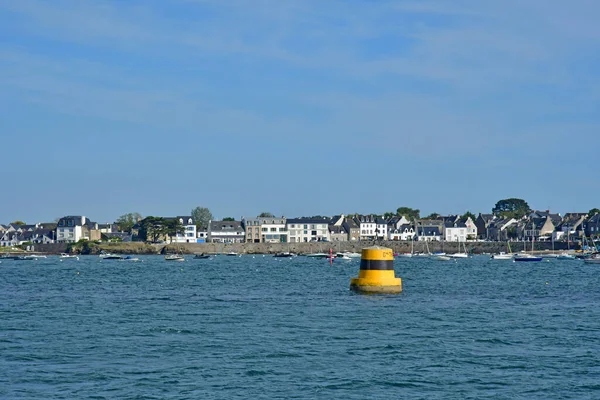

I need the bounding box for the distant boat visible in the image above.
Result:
[273,252,294,258]
[306,253,329,258]
[491,252,514,260]
[60,253,79,261]
[491,242,514,260]
[100,253,123,260]
[193,254,211,259]
[514,254,543,262]
[120,256,141,262]
[514,237,542,262]
[335,253,353,261]
[433,255,452,261]
[225,252,238,256]
[583,254,600,264]
[557,253,577,260]
[448,241,469,258]
[165,254,185,262]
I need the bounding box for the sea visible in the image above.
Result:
[1,254,599,399]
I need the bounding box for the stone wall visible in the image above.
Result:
[24,240,577,255]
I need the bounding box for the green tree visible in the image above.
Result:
[139,216,168,243]
[424,213,440,219]
[461,211,476,222]
[588,208,600,216]
[10,220,25,225]
[396,207,420,221]
[258,212,275,218]
[383,212,395,220]
[191,207,213,228]
[165,218,185,243]
[492,198,531,219]
[222,217,235,221]
[116,212,142,232]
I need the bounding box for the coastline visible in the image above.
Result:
[22,240,577,256]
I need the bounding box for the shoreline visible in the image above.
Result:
[17,240,579,256]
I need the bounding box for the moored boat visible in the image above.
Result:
[165,254,185,262]
[514,253,543,262]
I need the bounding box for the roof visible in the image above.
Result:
[417,226,441,236]
[444,221,467,228]
[209,220,243,232]
[329,225,347,234]
[343,218,359,229]
[286,217,331,224]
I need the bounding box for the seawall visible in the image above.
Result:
[29,240,577,255]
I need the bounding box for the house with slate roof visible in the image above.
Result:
[487,218,518,241]
[56,216,100,243]
[342,217,360,241]
[354,215,387,241]
[328,225,349,241]
[444,221,468,242]
[417,226,441,241]
[208,220,245,243]
[475,214,495,240]
[520,216,555,241]
[555,213,587,240]
[388,224,415,241]
[583,213,600,239]
[165,216,197,243]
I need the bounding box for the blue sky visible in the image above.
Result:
[1,0,599,224]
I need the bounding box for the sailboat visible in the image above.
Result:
[514,229,542,262]
[491,241,514,260]
[165,236,185,262]
[448,240,469,258]
[398,233,415,257]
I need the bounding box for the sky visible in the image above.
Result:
[1,0,599,224]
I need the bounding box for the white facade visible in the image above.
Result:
[261,221,288,243]
[287,220,330,243]
[56,216,87,243]
[173,217,197,243]
[464,217,478,239]
[445,226,468,242]
[388,226,415,241]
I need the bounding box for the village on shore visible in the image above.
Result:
[2,200,600,252]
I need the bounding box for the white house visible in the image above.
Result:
[388,224,415,241]
[287,217,330,243]
[56,216,89,243]
[355,215,387,241]
[171,216,197,243]
[208,220,245,243]
[444,222,468,242]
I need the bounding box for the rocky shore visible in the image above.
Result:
[27,240,575,255]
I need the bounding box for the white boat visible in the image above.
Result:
[557,253,577,260]
[339,252,361,258]
[448,241,469,258]
[165,254,185,262]
[335,253,353,261]
[60,253,79,260]
[433,255,452,261]
[491,252,514,260]
[583,254,600,264]
[100,253,123,260]
[119,256,141,262]
[306,253,329,258]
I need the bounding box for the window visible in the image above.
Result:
[303,225,308,229]
[262,228,267,232]
[270,228,276,232]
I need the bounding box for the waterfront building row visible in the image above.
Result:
[3,210,599,247]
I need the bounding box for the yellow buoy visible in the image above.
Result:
[350,246,402,294]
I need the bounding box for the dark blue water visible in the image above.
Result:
[1,255,599,399]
